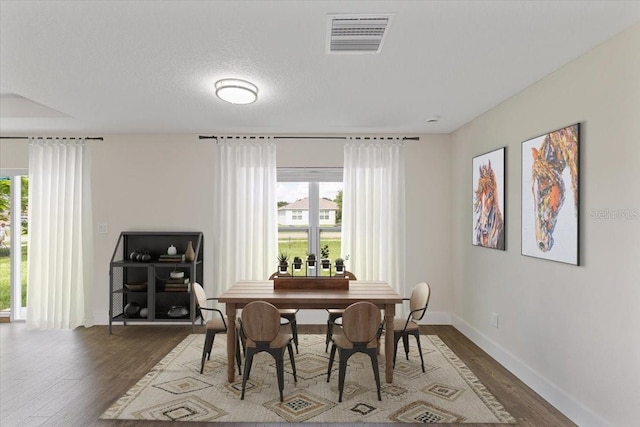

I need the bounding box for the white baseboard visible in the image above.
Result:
[452,315,609,427]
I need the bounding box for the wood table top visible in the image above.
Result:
[218,280,402,309]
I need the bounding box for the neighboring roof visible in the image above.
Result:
[279,197,338,211]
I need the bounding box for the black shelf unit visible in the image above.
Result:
[108,231,203,333]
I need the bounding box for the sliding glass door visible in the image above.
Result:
[0,172,28,320]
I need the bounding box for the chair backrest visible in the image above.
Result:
[344,270,357,280]
[192,282,209,321]
[409,282,431,322]
[342,301,381,344]
[241,301,281,343]
[269,271,291,279]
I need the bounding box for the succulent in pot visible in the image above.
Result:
[334,255,349,273]
[292,256,303,271]
[277,252,289,273]
[307,253,316,268]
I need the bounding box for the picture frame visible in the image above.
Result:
[521,123,580,265]
[472,147,506,250]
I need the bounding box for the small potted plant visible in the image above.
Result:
[292,256,303,271]
[320,245,330,270]
[334,255,349,274]
[307,253,316,269]
[277,252,289,274]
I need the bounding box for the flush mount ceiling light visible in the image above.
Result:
[215,79,258,104]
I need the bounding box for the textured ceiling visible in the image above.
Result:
[0,1,638,136]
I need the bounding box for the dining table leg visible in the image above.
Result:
[226,304,237,382]
[384,303,395,383]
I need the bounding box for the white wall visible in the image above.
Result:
[91,135,217,319]
[0,139,28,169]
[450,24,640,427]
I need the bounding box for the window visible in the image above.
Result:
[277,168,343,275]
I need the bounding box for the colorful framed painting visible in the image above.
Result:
[472,147,506,250]
[521,123,580,265]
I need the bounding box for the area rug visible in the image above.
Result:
[101,334,515,423]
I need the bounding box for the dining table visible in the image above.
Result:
[218,280,403,383]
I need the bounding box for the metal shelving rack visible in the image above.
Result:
[108,231,203,333]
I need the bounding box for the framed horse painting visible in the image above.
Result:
[472,147,506,250]
[521,123,580,265]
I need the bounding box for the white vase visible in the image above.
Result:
[167,245,177,255]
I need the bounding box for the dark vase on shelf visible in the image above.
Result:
[185,241,195,262]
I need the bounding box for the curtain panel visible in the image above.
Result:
[26,138,94,329]
[213,139,277,297]
[342,140,406,296]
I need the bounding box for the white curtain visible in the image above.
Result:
[213,138,277,296]
[26,138,94,329]
[342,139,406,295]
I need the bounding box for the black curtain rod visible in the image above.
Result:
[0,136,104,141]
[199,135,419,141]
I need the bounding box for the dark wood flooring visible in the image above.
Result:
[0,323,575,426]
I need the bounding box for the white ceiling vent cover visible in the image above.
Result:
[327,14,393,54]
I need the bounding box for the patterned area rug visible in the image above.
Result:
[101,334,515,423]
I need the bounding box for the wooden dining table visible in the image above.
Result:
[218,280,403,383]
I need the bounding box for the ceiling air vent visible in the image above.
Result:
[327,14,393,54]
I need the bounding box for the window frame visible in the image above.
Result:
[277,168,342,260]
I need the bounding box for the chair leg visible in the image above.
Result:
[290,319,299,354]
[337,349,350,403]
[327,343,337,382]
[325,319,333,352]
[241,350,255,400]
[413,331,425,373]
[402,334,410,360]
[235,334,242,374]
[208,333,217,361]
[287,342,297,382]
[200,331,215,374]
[368,350,382,401]
[393,332,402,368]
[275,353,285,402]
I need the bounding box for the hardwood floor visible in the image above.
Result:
[0,323,574,426]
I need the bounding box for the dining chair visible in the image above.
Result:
[240,300,297,402]
[192,282,241,375]
[326,301,382,402]
[324,270,357,352]
[392,281,431,372]
[269,271,300,353]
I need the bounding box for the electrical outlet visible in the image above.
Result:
[97,223,108,234]
[491,312,499,328]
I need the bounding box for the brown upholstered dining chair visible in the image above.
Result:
[240,300,297,402]
[324,270,357,352]
[269,271,299,353]
[326,301,383,402]
[393,282,431,372]
[193,282,241,375]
